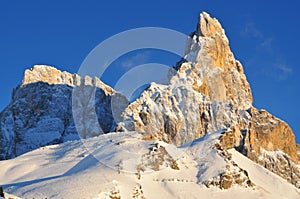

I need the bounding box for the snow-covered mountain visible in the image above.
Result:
[0,12,300,198]
[117,12,300,188]
[0,66,128,159]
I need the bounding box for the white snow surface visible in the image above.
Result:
[0,132,299,199]
[181,130,228,183]
[1,193,21,199]
[229,149,300,199]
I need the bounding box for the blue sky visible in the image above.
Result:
[0,0,299,142]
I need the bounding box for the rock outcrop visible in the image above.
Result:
[237,108,297,163]
[22,65,115,94]
[119,12,253,145]
[298,144,300,161]
[219,110,300,188]
[185,12,253,109]
[205,142,254,189]
[118,12,299,187]
[0,65,128,159]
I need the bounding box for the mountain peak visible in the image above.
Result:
[181,12,252,109]
[1,12,299,195]
[22,65,115,95]
[22,65,74,87]
[197,12,224,38]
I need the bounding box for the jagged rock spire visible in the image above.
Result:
[182,12,253,109]
[196,12,224,37]
[0,11,299,189]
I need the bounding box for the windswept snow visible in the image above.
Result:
[230,149,300,199]
[0,132,299,199]
[181,130,227,183]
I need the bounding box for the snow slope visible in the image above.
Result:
[230,149,300,199]
[0,132,299,199]
[1,193,21,199]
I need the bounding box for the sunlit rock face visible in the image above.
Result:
[119,12,253,145]
[0,11,298,189]
[118,12,299,187]
[185,12,253,109]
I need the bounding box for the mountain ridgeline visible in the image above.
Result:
[0,12,299,188]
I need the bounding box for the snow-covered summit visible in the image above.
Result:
[0,11,299,198]
[118,13,299,189]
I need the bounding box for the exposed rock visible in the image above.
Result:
[201,134,254,189]
[132,184,146,199]
[257,149,300,188]
[22,65,114,94]
[237,107,298,163]
[0,11,298,191]
[214,106,300,188]
[184,12,253,109]
[219,128,235,150]
[23,65,75,87]
[118,12,299,189]
[119,12,252,145]
[0,65,128,159]
[297,144,300,161]
[120,82,228,145]
[0,186,4,198]
[137,142,179,177]
[196,12,223,38]
[214,107,299,188]
[98,182,121,199]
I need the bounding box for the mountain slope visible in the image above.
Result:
[0,132,299,199]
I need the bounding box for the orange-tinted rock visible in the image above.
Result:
[237,108,298,163]
[184,12,253,109]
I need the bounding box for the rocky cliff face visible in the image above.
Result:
[236,108,297,163]
[121,13,252,145]
[185,12,253,109]
[0,65,128,159]
[0,12,298,189]
[118,12,299,187]
[119,12,253,145]
[219,108,300,188]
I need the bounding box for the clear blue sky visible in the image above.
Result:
[1,1,299,142]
